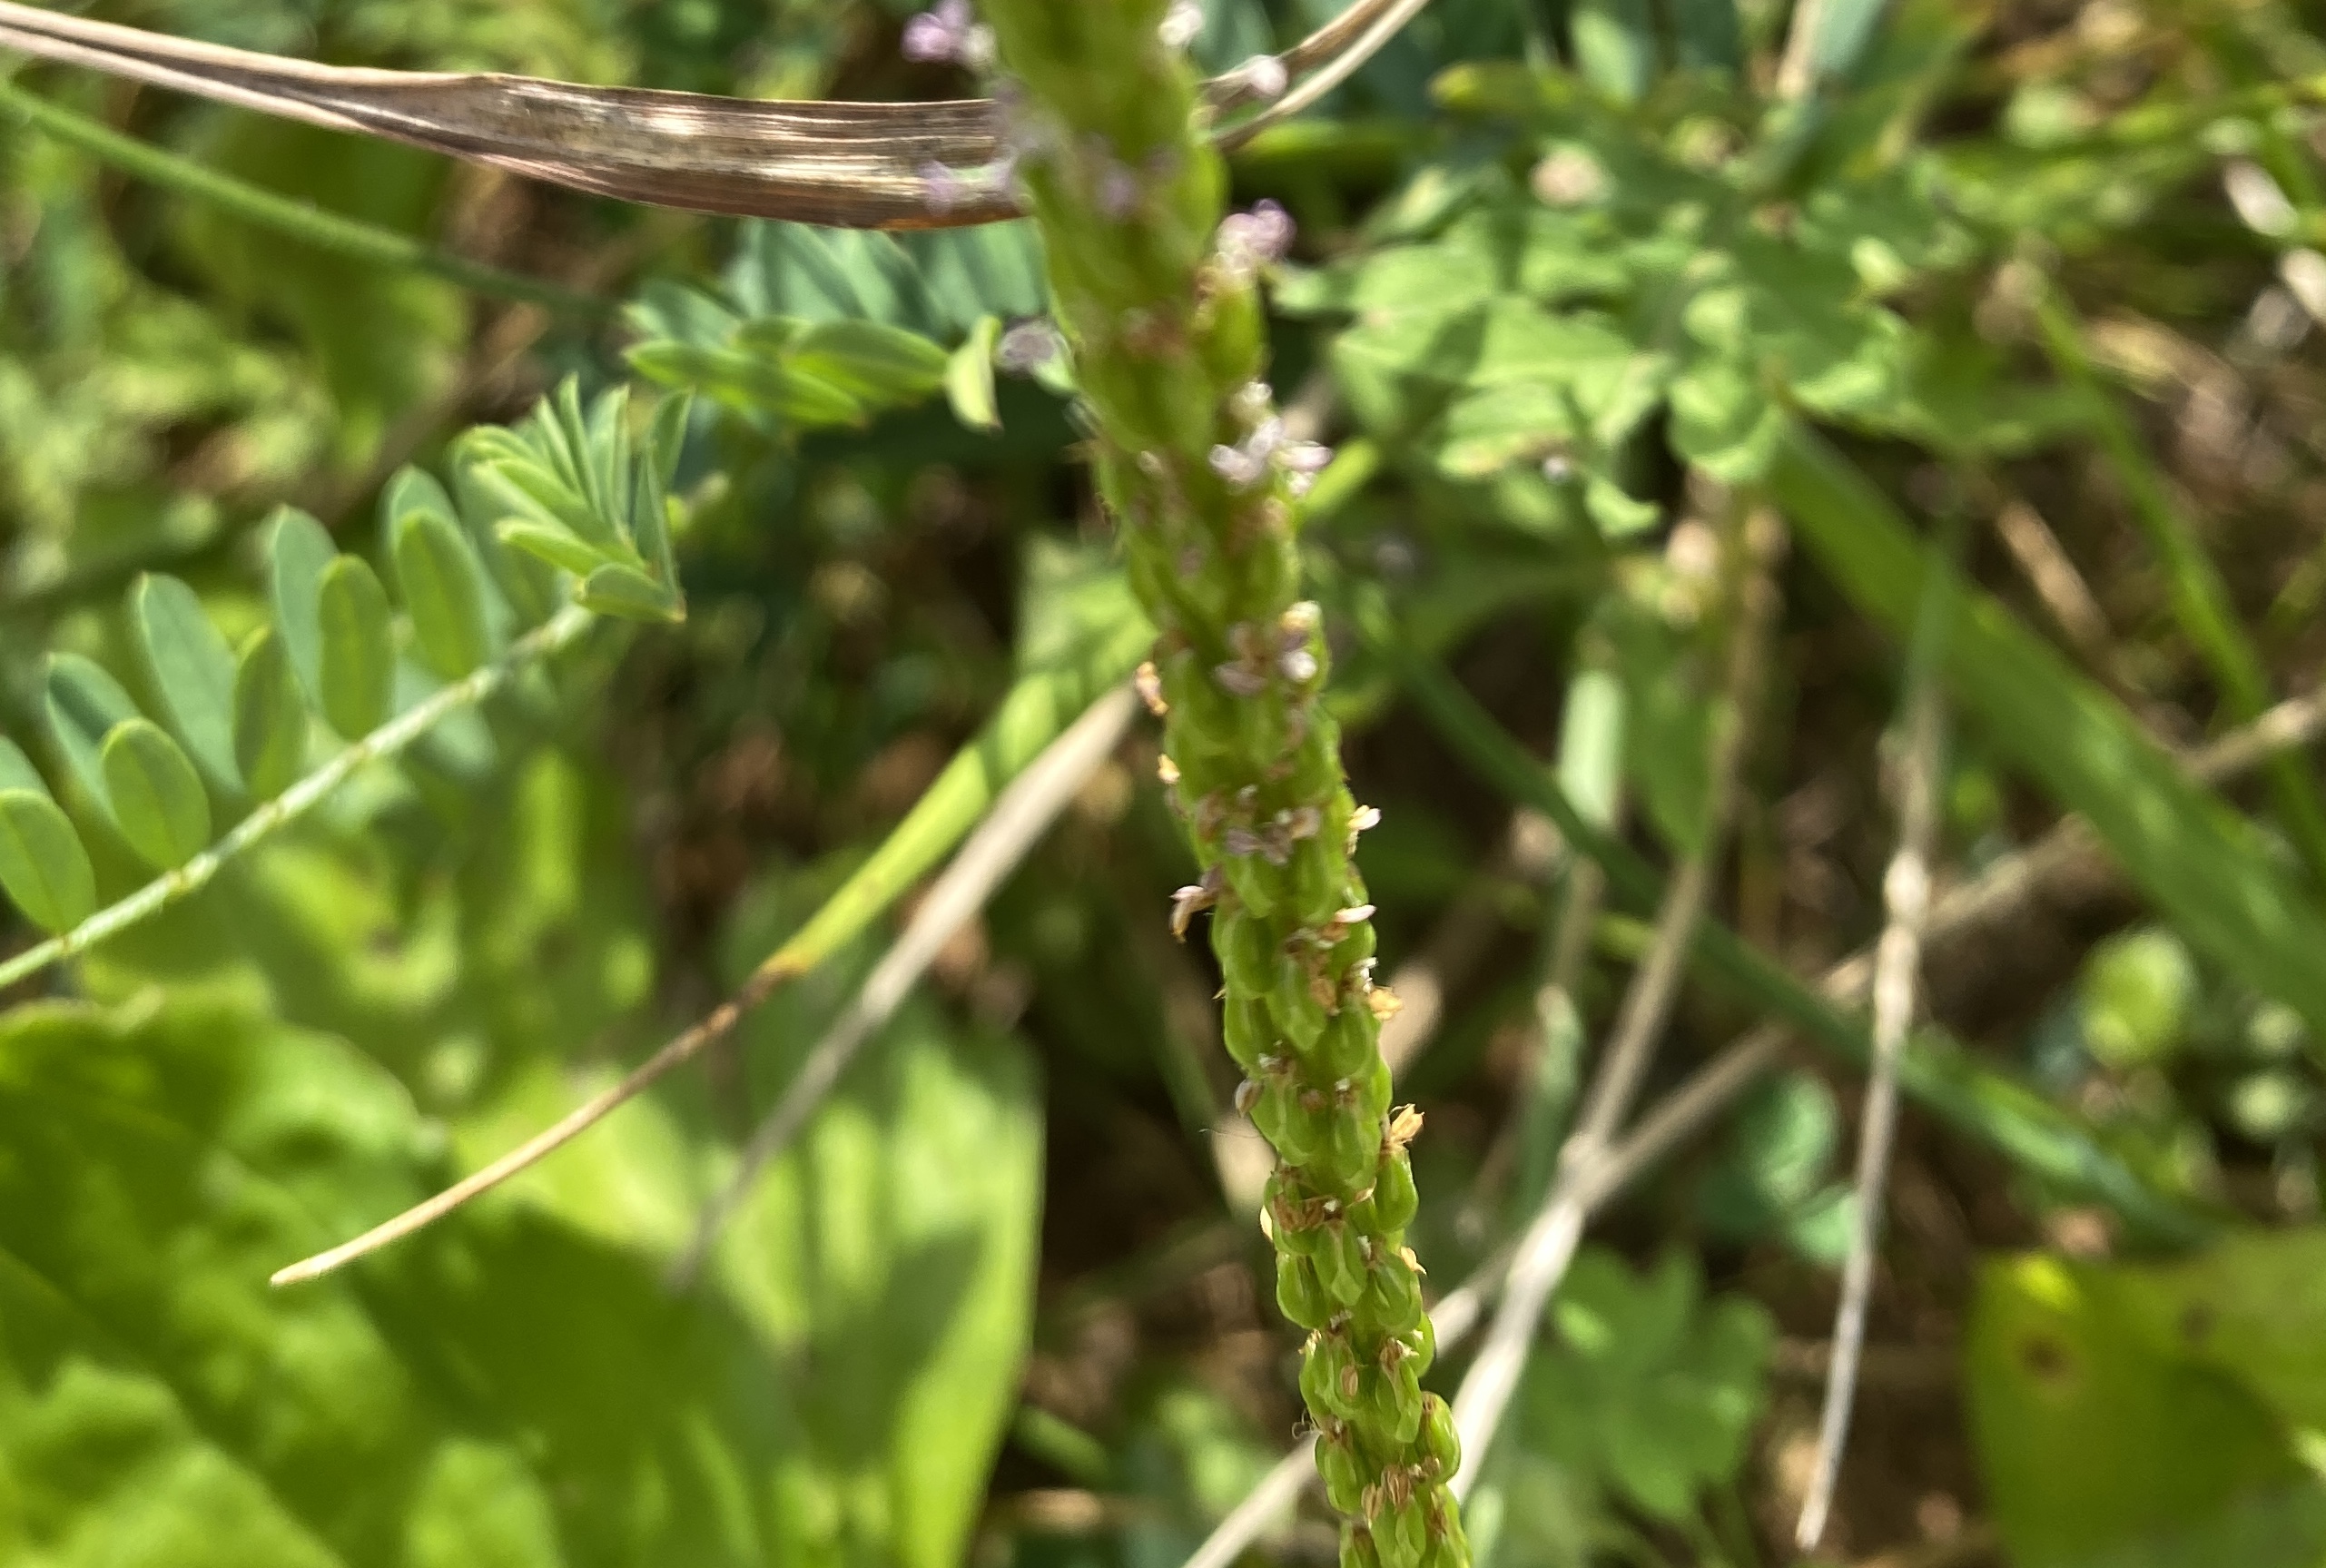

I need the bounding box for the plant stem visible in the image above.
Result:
[978,4,1463,1561]
[669,685,1138,1285]
[0,77,604,315]
[1449,509,1785,1498]
[1796,530,1952,1553]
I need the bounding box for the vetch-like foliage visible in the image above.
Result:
[0,380,692,987]
[973,4,1466,1563]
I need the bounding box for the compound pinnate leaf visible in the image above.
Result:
[232,626,310,802]
[393,508,498,680]
[100,717,211,871]
[0,737,94,933]
[266,506,339,708]
[43,652,143,830]
[315,555,396,740]
[130,572,243,795]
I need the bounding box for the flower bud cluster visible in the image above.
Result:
[976,4,1465,1563]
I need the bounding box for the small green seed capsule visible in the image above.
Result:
[1372,1148,1420,1234]
[1375,1495,1429,1568]
[1270,965,1327,1053]
[1354,1058,1394,1121]
[1301,1331,1362,1421]
[1423,1492,1468,1568]
[1216,907,1281,1000]
[1223,853,1280,921]
[1289,835,1339,920]
[1313,1008,1375,1080]
[1314,1104,1384,1195]
[1316,1219,1369,1307]
[1406,1315,1438,1377]
[1316,1425,1369,1516]
[1371,1353,1424,1446]
[1277,1252,1335,1330]
[1420,1394,1461,1481]
[1251,1079,1320,1164]
[1362,1250,1423,1330]
[1224,995,1274,1072]
[1340,1525,1385,1568]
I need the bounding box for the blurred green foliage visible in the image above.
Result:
[5,0,2326,1563]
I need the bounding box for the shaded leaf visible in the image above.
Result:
[99,717,211,871]
[43,652,143,830]
[316,556,396,740]
[393,508,498,680]
[0,739,94,934]
[232,627,311,804]
[266,507,340,711]
[1773,427,2326,1044]
[130,573,242,795]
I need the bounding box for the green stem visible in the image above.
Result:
[977,4,1465,1563]
[0,78,604,315]
[0,604,599,992]
[2032,288,2326,890]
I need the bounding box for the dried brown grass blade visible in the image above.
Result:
[0,0,1422,229]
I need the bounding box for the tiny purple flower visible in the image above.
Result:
[903,0,972,61]
[996,318,1060,373]
[1210,442,1270,490]
[1099,163,1142,221]
[920,161,969,214]
[1215,200,1296,280]
[1214,662,1269,699]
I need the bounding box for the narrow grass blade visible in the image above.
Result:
[1366,614,2210,1245]
[2032,291,2326,891]
[1771,424,2326,1046]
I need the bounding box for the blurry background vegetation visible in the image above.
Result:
[6,0,2326,1564]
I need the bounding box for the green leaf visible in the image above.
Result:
[2080,929,2200,1071]
[1669,0,1742,73]
[0,791,94,935]
[1520,1248,1774,1522]
[778,319,951,407]
[1569,0,1658,102]
[315,555,396,740]
[0,739,94,934]
[945,315,1003,433]
[266,506,339,709]
[232,626,311,802]
[1969,1241,2326,1568]
[130,573,243,795]
[1772,426,2326,1046]
[495,518,608,579]
[393,507,499,680]
[43,651,143,830]
[626,340,868,428]
[577,562,685,624]
[719,997,1045,1568]
[99,717,212,871]
[0,987,1044,1568]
